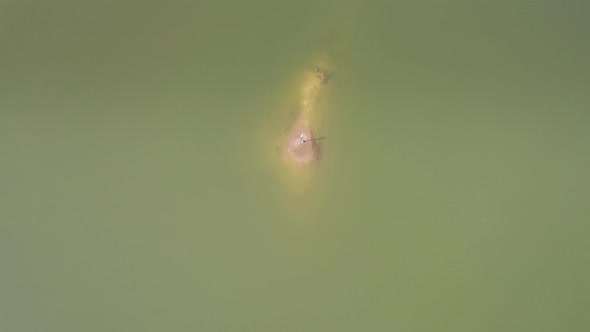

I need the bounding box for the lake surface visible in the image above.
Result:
[1,2,589,331]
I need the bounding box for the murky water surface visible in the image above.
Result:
[1,2,589,331]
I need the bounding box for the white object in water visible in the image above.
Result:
[299,132,306,143]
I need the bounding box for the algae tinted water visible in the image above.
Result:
[1,2,589,331]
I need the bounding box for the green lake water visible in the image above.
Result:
[1,2,589,331]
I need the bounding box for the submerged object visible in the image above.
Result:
[265,61,331,198]
[285,129,319,164]
[280,67,328,166]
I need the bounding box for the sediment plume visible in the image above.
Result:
[281,68,328,166]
